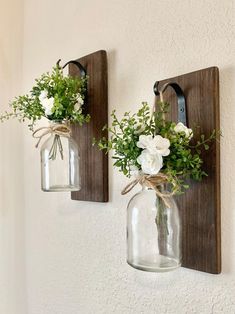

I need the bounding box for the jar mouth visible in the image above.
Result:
[49,120,67,124]
[48,120,70,127]
[141,182,171,193]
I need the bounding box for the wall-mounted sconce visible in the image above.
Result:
[154,67,221,274]
[40,60,88,193]
[127,81,192,272]
[37,51,109,199]
[33,51,108,200]
[95,64,220,273]
[0,50,108,201]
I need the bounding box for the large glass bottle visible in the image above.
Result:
[127,184,181,272]
[40,123,80,192]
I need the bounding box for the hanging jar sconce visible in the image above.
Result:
[31,59,88,192]
[0,50,108,200]
[34,60,87,192]
[124,82,186,272]
[96,66,221,274]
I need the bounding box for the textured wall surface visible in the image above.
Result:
[2,0,235,313]
[0,0,26,313]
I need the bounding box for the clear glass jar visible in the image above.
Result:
[127,184,181,272]
[40,123,80,192]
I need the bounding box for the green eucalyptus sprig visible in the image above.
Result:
[0,63,90,131]
[96,101,219,194]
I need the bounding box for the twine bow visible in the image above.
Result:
[121,173,175,208]
[32,123,71,148]
[32,123,72,160]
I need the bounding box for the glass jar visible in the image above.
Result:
[127,184,181,272]
[40,123,80,192]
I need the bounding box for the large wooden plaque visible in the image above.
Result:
[70,50,108,202]
[156,67,221,273]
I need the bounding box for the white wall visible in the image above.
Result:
[0,0,26,313]
[3,0,235,313]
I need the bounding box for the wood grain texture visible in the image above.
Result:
[156,67,221,274]
[70,50,108,202]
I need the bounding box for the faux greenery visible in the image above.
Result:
[96,101,218,194]
[0,63,89,130]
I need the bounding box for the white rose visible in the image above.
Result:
[74,102,81,111]
[152,135,170,156]
[137,134,170,156]
[41,97,54,116]
[77,95,84,105]
[39,90,48,102]
[137,134,153,150]
[137,149,163,175]
[74,95,84,111]
[174,122,193,139]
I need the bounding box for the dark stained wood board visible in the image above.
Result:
[156,67,221,274]
[70,50,108,202]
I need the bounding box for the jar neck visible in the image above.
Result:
[49,120,69,126]
[141,183,168,192]
[47,120,71,139]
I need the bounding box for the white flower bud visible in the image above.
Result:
[137,134,170,156]
[137,149,163,175]
[174,122,193,139]
[41,97,54,116]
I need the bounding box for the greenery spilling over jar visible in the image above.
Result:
[0,61,90,192]
[0,62,89,129]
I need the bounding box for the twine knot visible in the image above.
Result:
[32,123,71,148]
[121,173,175,208]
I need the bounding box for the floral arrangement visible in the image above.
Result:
[96,101,217,194]
[0,61,89,130]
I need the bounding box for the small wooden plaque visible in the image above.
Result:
[70,50,108,202]
[156,67,221,274]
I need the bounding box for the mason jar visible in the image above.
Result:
[40,122,80,192]
[127,183,181,272]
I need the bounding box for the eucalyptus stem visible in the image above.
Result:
[0,112,19,122]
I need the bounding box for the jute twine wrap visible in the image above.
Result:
[121,173,175,208]
[32,123,71,148]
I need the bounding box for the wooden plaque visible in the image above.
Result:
[156,67,221,273]
[70,50,108,202]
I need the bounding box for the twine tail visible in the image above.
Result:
[49,135,57,160]
[121,178,140,195]
[57,135,64,160]
[121,173,174,209]
[48,135,64,160]
[153,188,172,209]
[33,123,71,160]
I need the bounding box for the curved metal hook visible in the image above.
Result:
[56,59,87,109]
[153,81,187,125]
[56,59,86,77]
[62,60,86,77]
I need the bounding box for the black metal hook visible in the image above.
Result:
[56,59,86,77]
[56,59,87,110]
[153,81,187,125]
